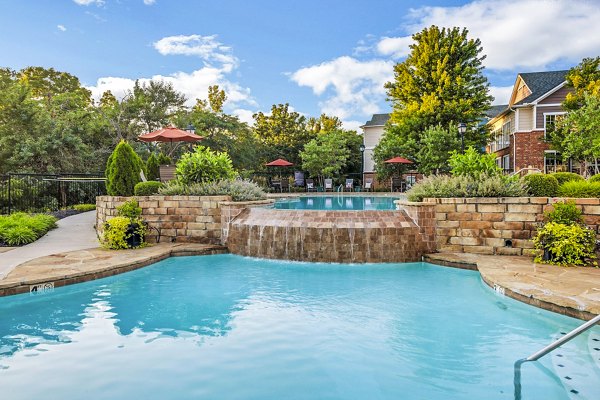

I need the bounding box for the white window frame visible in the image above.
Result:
[544,150,563,174]
[543,112,566,139]
[502,155,510,172]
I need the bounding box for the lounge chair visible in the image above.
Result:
[344,178,354,192]
[306,179,316,192]
[280,179,290,193]
[159,165,176,182]
[324,178,333,192]
[364,178,373,192]
[269,178,281,192]
[294,171,305,188]
[391,177,404,192]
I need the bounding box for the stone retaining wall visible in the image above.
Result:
[96,195,230,245]
[424,197,600,256]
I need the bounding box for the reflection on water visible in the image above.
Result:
[0,255,597,400]
[274,196,399,210]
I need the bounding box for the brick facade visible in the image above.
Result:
[514,130,548,171]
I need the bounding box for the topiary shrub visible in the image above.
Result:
[589,174,600,183]
[521,173,559,197]
[175,146,236,185]
[105,140,144,196]
[134,181,163,196]
[559,181,600,197]
[550,172,584,185]
[146,153,160,181]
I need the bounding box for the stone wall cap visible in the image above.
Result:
[220,199,275,206]
[395,200,432,207]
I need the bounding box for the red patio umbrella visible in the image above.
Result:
[138,126,203,157]
[265,158,294,167]
[384,157,414,192]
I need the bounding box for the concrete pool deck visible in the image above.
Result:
[0,241,598,321]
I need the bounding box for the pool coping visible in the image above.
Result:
[1,245,598,322]
[425,252,600,321]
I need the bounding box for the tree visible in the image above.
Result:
[253,103,315,165]
[131,80,187,133]
[105,141,144,196]
[207,85,227,113]
[563,57,600,111]
[146,153,160,181]
[300,131,351,186]
[550,93,600,177]
[416,125,461,175]
[307,114,342,134]
[374,25,492,178]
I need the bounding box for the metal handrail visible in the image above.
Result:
[514,314,600,399]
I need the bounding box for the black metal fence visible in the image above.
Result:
[0,173,106,214]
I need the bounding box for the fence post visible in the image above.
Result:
[7,174,11,214]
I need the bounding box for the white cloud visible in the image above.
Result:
[73,0,104,5]
[375,0,600,71]
[376,36,413,59]
[57,25,67,32]
[341,120,364,132]
[232,109,255,125]
[143,0,156,5]
[290,56,393,120]
[153,34,237,71]
[490,85,513,105]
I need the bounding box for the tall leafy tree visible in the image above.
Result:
[416,125,461,175]
[253,103,315,165]
[563,57,600,111]
[374,25,492,178]
[207,84,227,113]
[300,130,351,186]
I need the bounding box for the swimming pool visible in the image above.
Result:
[0,254,598,399]
[274,195,400,210]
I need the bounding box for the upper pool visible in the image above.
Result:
[274,195,400,210]
[0,254,598,399]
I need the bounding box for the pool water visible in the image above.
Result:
[0,255,598,399]
[274,195,400,210]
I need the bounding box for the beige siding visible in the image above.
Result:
[538,85,570,105]
[536,105,563,128]
[362,125,385,173]
[518,107,533,131]
[512,76,531,104]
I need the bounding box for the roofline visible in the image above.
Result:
[509,74,532,106]
[531,81,567,104]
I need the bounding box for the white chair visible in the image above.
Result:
[324,178,333,192]
[364,178,373,192]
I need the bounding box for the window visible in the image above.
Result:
[544,112,566,138]
[544,151,563,173]
[502,155,511,172]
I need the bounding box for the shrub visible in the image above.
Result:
[448,147,502,178]
[134,181,163,196]
[72,204,96,212]
[175,146,236,185]
[406,174,526,202]
[589,174,600,183]
[102,216,133,250]
[157,153,172,165]
[558,181,600,197]
[533,222,596,266]
[159,179,267,201]
[116,199,142,220]
[550,172,584,185]
[544,200,583,225]
[0,213,57,246]
[105,140,144,196]
[522,174,559,197]
[146,153,160,181]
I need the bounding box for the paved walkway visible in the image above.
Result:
[0,211,98,279]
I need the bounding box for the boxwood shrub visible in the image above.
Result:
[521,173,559,197]
[588,174,600,183]
[550,172,584,185]
[134,181,163,196]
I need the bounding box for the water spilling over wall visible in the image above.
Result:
[226,207,435,263]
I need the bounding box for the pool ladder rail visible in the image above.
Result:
[514,313,600,399]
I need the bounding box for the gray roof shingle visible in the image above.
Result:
[485,104,508,119]
[515,70,569,105]
[363,113,390,127]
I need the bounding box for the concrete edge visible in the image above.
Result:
[0,245,228,298]
[424,254,597,321]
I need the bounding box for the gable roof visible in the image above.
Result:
[513,70,569,105]
[363,113,390,127]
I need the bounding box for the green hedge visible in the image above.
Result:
[0,213,58,246]
[559,181,600,197]
[134,181,164,196]
[588,174,600,183]
[550,172,584,185]
[72,204,96,212]
[522,174,559,197]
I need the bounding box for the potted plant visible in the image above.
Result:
[102,199,147,249]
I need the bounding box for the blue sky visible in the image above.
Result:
[1,0,599,130]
